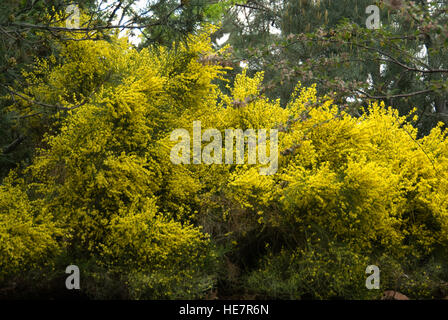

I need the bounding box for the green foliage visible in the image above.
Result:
[220,0,448,135]
[245,244,379,299]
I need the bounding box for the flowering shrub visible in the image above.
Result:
[2,26,448,299]
[226,83,448,260]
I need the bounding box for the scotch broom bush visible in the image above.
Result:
[1,25,448,299]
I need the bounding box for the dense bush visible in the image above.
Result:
[1,26,448,299]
